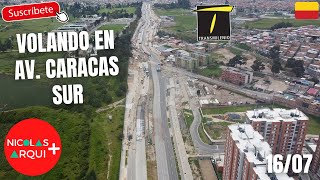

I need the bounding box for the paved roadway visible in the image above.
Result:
[126,82,148,180]
[135,104,147,180]
[190,106,225,154]
[141,3,179,180]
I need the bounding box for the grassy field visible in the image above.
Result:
[0,51,64,74]
[204,122,232,140]
[0,17,68,74]
[183,109,194,128]
[202,105,320,135]
[0,75,51,109]
[155,8,197,42]
[196,64,222,78]
[307,115,320,135]
[228,47,243,56]
[244,18,320,29]
[98,7,136,14]
[98,24,126,33]
[89,107,124,179]
[198,124,211,144]
[154,8,191,16]
[0,18,63,41]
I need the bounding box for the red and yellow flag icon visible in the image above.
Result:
[295,2,319,19]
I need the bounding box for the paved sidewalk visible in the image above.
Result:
[168,78,193,180]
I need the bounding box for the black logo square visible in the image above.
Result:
[196,5,233,41]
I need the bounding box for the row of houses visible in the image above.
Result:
[234,26,320,63]
[274,81,320,116]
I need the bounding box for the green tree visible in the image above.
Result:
[227,55,246,67]
[292,60,305,77]
[285,58,305,77]
[308,77,319,84]
[269,45,280,60]
[0,40,7,52]
[251,60,265,72]
[86,170,97,180]
[271,59,281,74]
[270,22,292,30]
[286,57,296,68]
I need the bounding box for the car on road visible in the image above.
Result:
[156,66,161,72]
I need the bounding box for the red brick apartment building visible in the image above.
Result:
[246,108,308,156]
[311,135,320,179]
[223,124,293,180]
[221,67,253,86]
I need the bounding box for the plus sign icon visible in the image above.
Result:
[4,118,62,176]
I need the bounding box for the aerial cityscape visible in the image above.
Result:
[0,0,320,180]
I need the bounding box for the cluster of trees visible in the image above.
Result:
[157,30,172,38]
[0,38,13,52]
[251,60,265,72]
[286,58,305,77]
[227,55,247,67]
[67,2,100,18]
[154,0,191,9]
[101,9,134,20]
[270,22,293,30]
[253,46,305,77]
[268,46,282,74]
[101,2,142,20]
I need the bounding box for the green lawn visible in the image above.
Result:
[196,64,222,78]
[155,8,192,16]
[98,7,136,14]
[307,115,320,135]
[183,109,194,128]
[155,8,197,42]
[0,75,51,109]
[228,47,243,56]
[202,104,283,115]
[169,15,197,32]
[0,18,64,41]
[89,107,124,179]
[98,24,126,33]
[235,43,251,51]
[244,18,320,29]
[0,51,64,74]
[198,124,211,144]
[204,122,232,140]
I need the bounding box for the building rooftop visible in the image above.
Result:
[229,124,293,180]
[229,124,271,165]
[252,166,270,180]
[246,108,309,122]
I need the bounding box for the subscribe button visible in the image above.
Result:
[1,1,60,22]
